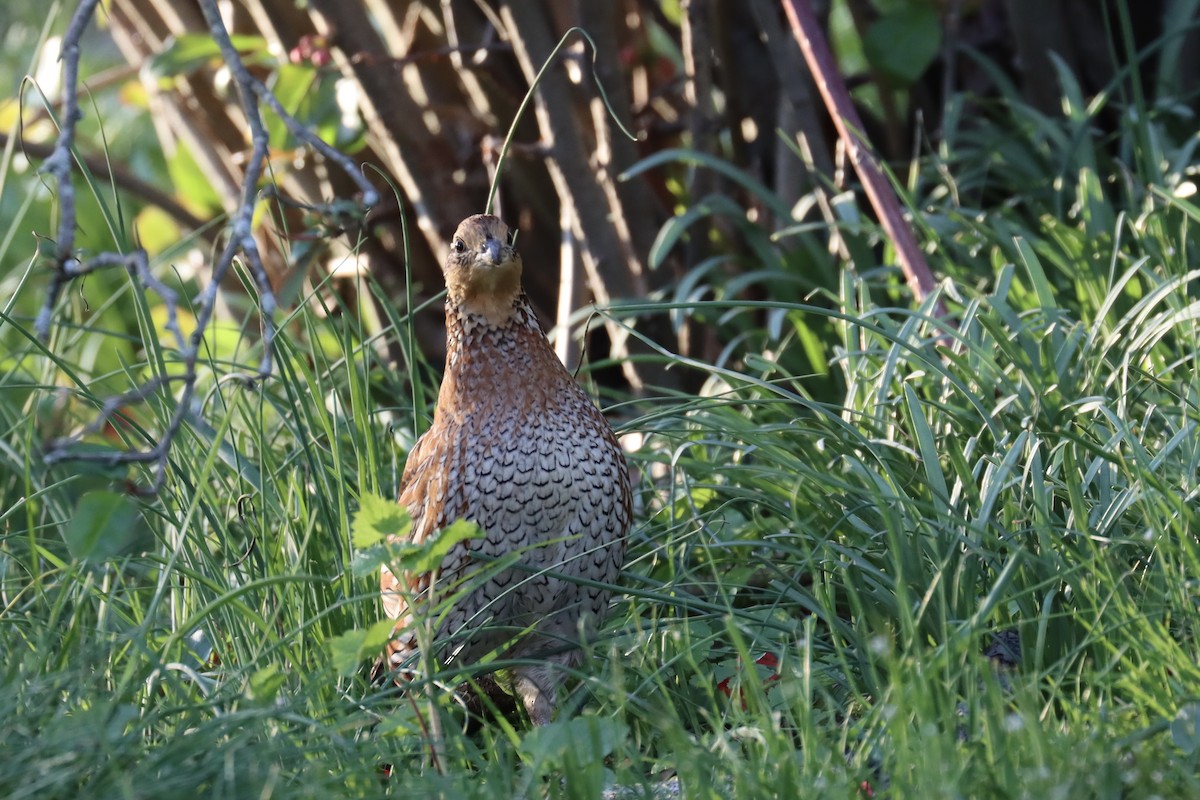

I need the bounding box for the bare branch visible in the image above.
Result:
[193,0,281,379]
[36,0,104,343]
[240,72,379,210]
[37,0,377,492]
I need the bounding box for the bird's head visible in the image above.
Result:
[443,214,523,323]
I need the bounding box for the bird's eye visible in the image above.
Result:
[452,238,465,254]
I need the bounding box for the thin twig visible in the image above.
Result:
[36,0,103,342]
[37,0,377,492]
[350,41,510,68]
[484,25,636,216]
[780,0,942,310]
[195,0,279,378]
[240,71,378,209]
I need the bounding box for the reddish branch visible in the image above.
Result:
[781,0,941,309]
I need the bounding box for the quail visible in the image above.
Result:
[380,214,632,724]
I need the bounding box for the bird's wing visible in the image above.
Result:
[396,425,444,547]
[381,426,442,622]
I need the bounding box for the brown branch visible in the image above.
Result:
[781,0,941,310]
[5,131,210,234]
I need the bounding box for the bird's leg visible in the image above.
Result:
[511,663,559,726]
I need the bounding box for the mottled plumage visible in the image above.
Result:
[381,214,631,724]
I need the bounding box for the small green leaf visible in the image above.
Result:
[350,544,389,577]
[1172,704,1200,755]
[63,490,142,563]
[362,617,398,653]
[521,716,625,770]
[375,703,425,737]
[402,519,480,574]
[352,493,410,548]
[165,145,224,217]
[672,487,715,521]
[327,619,396,676]
[246,664,286,704]
[145,33,270,82]
[328,628,368,677]
[862,4,941,86]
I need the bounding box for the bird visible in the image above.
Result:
[379,213,632,725]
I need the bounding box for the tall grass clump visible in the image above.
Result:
[608,242,1200,795]
[583,35,1200,792]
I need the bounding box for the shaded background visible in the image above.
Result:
[2,0,1198,397]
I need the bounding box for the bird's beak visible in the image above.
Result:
[481,236,503,266]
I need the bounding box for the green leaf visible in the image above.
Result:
[144,33,270,82]
[521,715,625,771]
[165,144,225,216]
[246,665,286,704]
[1014,236,1057,312]
[862,4,941,86]
[63,490,143,563]
[327,619,396,676]
[649,194,745,269]
[1172,704,1200,755]
[352,493,410,548]
[903,384,949,512]
[265,63,317,149]
[353,518,482,586]
[402,519,480,574]
[327,629,368,677]
[671,487,716,521]
[621,148,793,220]
[362,617,398,653]
[350,544,389,578]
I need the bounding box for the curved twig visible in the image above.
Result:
[484,25,636,216]
[36,0,104,342]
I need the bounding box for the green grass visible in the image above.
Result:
[5,18,1200,800]
[5,213,1200,797]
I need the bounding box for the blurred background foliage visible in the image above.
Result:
[5,0,1198,403]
